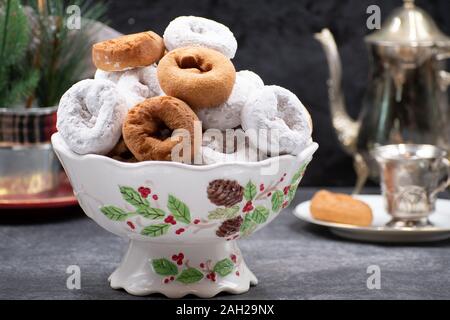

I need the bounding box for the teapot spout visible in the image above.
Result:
[314,29,360,155]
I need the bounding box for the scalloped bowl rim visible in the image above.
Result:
[51,133,319,171]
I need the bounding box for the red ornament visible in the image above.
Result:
[138,187,151,198]
[172,253,184,265]
[152,194,158,200]
[243,201,254,213]
[126,221,135,230]
[175,228,185,235]
[208,272,216,282]
[164,216,176,225]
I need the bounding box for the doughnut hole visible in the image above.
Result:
[275,94,295,128]
[79,103,96,129]
[176,55,212,73]
[152,120,173,140]
[190,24,207,34]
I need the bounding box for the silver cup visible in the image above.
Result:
[373,144,450,228]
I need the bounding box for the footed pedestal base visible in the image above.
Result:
[109,240,258,298]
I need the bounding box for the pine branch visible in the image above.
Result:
[0,0,29,65]
[0,68,39,107]
[0,0,108,108]
[0,0,12,59]
[0,0,38,108]
[26,0,107,107]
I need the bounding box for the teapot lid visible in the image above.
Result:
[365,0,450,46]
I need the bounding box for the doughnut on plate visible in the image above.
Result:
[294,195,450,243]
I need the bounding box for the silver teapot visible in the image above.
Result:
[315,0,450,193]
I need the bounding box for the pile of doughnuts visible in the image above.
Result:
[56,16,313,164]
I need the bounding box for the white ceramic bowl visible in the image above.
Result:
[52,133,318,298]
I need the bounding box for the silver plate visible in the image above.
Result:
[293,195,450,243]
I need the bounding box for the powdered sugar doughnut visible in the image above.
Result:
[94,69,122,83]
[57,79,127,155]
[241,85,312,156]
[95,65,162,109]
[201,129,267,164]
[164,16,237,59]
[197,70,264,130]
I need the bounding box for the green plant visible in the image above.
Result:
[26,0,107,108]
[0,0,39,108]
[0,0,107,109]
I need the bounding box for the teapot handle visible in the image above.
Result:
[437,49,450,91]
[440,70,450,90]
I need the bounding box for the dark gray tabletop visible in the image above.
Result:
[1,187,450,300]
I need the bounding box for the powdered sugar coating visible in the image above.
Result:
[197,70,264,130]
[201,129,267,164]
[95,65,162,109]
[241,85,313,155]
[57,79,128,155]
[163,16,237,59]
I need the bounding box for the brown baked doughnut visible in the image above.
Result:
[122,96,200,162]
[310,190,373,227]
[107,138,137,163]
[92,31,165,71]
[157,46,236,109]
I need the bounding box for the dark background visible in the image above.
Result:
[104,0,450,186]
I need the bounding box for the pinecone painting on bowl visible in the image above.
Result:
[207,179,244,207]
[216,216,244,238]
